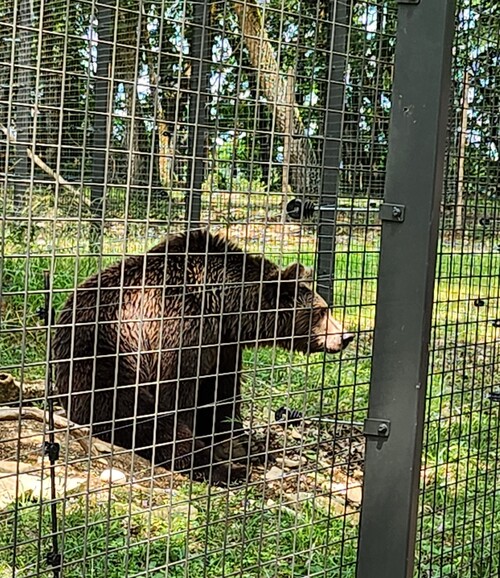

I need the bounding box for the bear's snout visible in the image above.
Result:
[341,332,355,349]
[315,310,354,353]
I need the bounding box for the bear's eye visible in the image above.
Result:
[297,291,314,308]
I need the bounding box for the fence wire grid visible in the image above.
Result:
[416,3,500,577]
[0,0,497,577]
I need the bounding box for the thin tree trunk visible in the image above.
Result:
[186,0,212,226]
[0,3,14,178]
[456,70,470,234]
[119,6,163,196]
[40,0,64,169]
[140,13,164,190]
[282,68,294,221]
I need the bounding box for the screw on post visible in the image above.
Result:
[42,270,61,577]
[377,423,389,436]
[392,206,402,219]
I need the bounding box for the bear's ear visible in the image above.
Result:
[280,262,313,282]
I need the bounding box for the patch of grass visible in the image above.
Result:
[0,487,359,577]
[243,348,370,425]
[416,388,500,577]
[0,253,117,377]
[415,245,500,577]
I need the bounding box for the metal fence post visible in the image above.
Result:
[186,0,212,227]
[355,1,455,577]
[90,0,114,251]
[316,0,348,305]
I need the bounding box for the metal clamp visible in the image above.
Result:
[379,203,406,223]
[43,441,60,462]
[363,418,391,439]
[46,552,61,567]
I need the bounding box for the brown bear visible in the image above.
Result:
[53,229,354,485]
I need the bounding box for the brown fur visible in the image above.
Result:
[53,229,351,485]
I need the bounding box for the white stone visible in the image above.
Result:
[100,468,126,484]
[275,456,307,468]
[265,466,285,481]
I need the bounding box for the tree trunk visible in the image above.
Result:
[232,1,320,198]
[0,3,14,179]
[12,0,33,211]
[456,69,470,234]
[39,0,64,169]
[118,5,163,195]
[186,0,213,226]
[139,14,165,190]
[282,68,294,221]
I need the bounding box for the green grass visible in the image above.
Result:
[1,212,500,577]
[416,246,500,577]
[0,487,358,578]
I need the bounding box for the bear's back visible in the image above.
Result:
[57,228,275,332]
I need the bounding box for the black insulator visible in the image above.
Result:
[479,217,491,227]
[286,199,316,220]
[44,441,60,463]
[488,391,500,403]
[46,552,61,568]
[474,298,485,307]
[492,319,500,328]
[275,406,303,425]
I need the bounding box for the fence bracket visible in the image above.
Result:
[379,203,406,223]
[363,418,391,439]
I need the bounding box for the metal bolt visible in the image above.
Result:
[392,206,402,219]
[377,423,389,436]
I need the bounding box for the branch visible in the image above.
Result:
[26,149,90,210]
[0,405,163,476]
[0,405,114,463]
[0,124,91,210]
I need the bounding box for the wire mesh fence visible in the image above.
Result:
[416,3,500,577]
[0,0,497,577]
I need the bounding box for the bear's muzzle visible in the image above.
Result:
[315,310,355,353]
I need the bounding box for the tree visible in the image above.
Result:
[12,0,34,211]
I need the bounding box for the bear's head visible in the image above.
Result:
[256,262,355,354]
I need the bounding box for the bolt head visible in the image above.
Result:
[377,423,389,435]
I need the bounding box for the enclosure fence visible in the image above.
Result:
[0,0,498,577]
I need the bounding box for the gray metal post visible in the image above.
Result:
[316,0,348,305]
[356,1,455,578]
[12,0,33,212]
[90,0,114,251]
[186,0,212,227]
